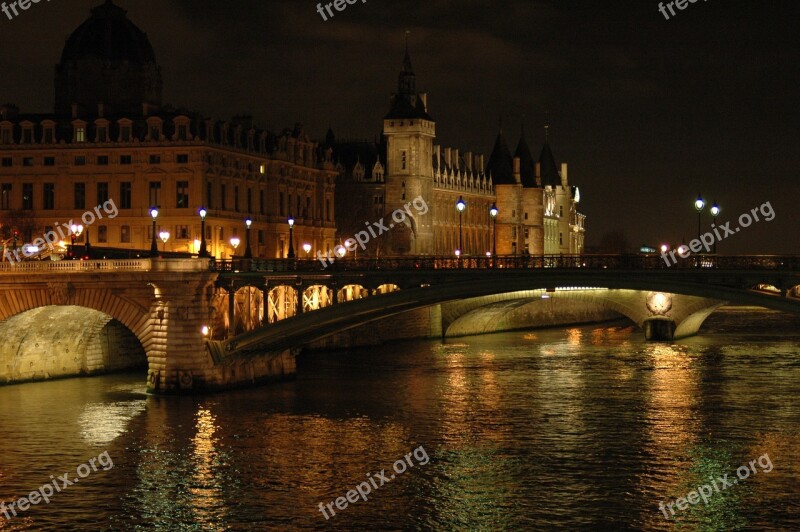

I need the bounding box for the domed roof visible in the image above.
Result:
[60,0,156,64]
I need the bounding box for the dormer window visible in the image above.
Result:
[20,122,34,144]
[95,119,109,143]
[72,120,88,143]
[178,125,188,140]
[1,123,14,144]
[42,122,55,144]
[146,117,163,141]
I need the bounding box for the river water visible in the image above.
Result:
[0,307,798,531]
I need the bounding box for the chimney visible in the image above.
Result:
[97,102,105,117]
[477,154,484,171]
[71,103,79,119]
[0,104,19,121]
[561,163,568,186]
[453,149,460,170]
[419,93,428,112]
[444,147,451,168]
[434,145,441,167]
[513,157,521,184]
[142,102,151,117]
[465,151,472,171]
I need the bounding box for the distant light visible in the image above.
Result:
[455,249,461,257]
[201,326,210,336]
[334,245,346,258]
[486,251,492,257]
[660,244,669,253]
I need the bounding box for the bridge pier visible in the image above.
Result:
[643,318,677,341]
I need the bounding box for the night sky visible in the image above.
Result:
[1,0,798,252]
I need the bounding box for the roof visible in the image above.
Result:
[514,127,537,188]
[538,141,562,187]
[485,130,515,185]
[60,0,157,65]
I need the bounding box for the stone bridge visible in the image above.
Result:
[0,255,798,394]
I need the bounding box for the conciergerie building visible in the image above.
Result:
[327,44,586,257]
[0,0,337,260]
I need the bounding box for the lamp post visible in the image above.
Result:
[694,193,705,242]
[159,231,170,254]
[287,215,295,259]
[70,224,83,260]
[303,243,311,258]
[84,228,91,258]
[489,203,498,258]
[456,196,466,256]
[198,207,208,258]
[710,201,720,253]
[149,208,160,258]
[244,217,253,259]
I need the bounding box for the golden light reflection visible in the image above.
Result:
[190,407,224,527]
[78,400,147,445]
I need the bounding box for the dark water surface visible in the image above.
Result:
[1,307,799,531]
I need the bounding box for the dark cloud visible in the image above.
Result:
[1,0,798,252]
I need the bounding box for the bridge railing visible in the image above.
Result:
[0,259,152,273]
[213,254,800,273]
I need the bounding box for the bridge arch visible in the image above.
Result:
[338,284,368,302]
[0,306,147,384]
[0,286,155,385]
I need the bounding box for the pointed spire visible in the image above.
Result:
[403,30,413,72]
[515,120,536,188]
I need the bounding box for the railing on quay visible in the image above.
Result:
[213,254,800,274]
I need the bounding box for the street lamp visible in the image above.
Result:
[159,230,170,253]
[710,201,721,253]
[150,208,160,258]
[70,224,83,260]
[230,237,240,257]
[456,196,466,255]
[84,228,91,258]
[287,215,295,259]
[303,243,311,258]
[244,217,253,259]
[198,207,208,258]
[694,193,705,242]
[489,203,498,258]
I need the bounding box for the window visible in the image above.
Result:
[97,182,109,204]
[220,184,226,210]
[306,197,311,218]
[326,199,331,222]
[559,206,563,217]
[401,150,407,170]
[206,182,213,209]
[22,157,33,167]
[150,126,160,141]
[524,212,529,221]
[149,182,161,207]
[120,182,132,209]
[247,188,252,213]
[75,127,86,142]
[559,233,563,245]
[175,225,190,240]
[97,126,107,142]
[44,156,55,166]
[1,184,11,210]
[75,156,86,166]
[259,190,265,215]
[120,155,132,165]
[22,129,33,143]
[177,154,189,164]
[120,126,131,142]
[98,225,108,243]
[234,186,240,212]
[257,230,264,245]
[74,183,86,210]
[43,128,54,144]
[176,181,189,208]
[177,125,188,141]
[149,155,161,164]
[120,225,131,243]
[279,191,285,216]
[43,183,55,210]
[22,183,32,209]
[97,155,109,166]
[1,157,11,167]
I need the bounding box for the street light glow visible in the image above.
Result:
[694,194,705,212]
[456,197,466,212]
[230,237,240,249]
[150,208,159,219]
